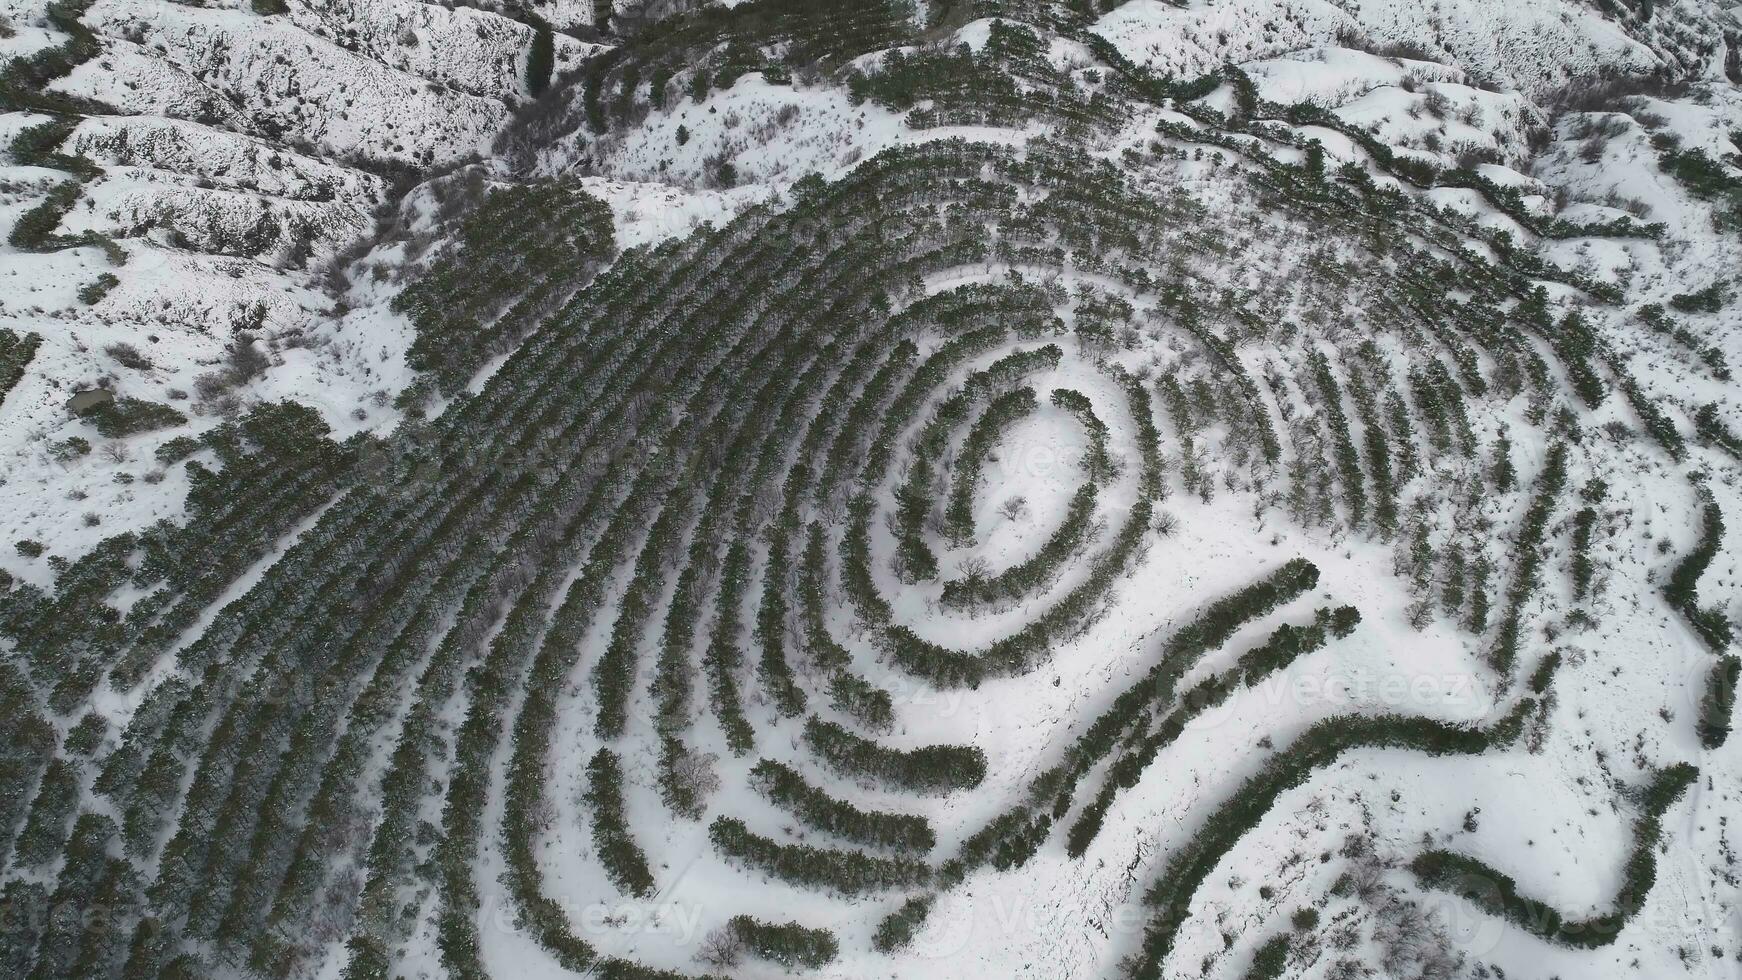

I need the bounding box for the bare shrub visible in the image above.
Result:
[695,925,743,969]
[956,555,989,586]
[103,342,152,371]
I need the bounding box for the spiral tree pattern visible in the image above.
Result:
[0,30,1726,979]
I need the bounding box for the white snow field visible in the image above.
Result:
[0,2,1739,980]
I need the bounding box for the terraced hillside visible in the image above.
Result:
[2,1,1741,979]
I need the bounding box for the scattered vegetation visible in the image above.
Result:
[0,328,42,408]
[74,396,187,438]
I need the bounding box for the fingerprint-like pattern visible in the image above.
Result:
[0,78,1718,979]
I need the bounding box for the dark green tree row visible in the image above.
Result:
[1307,350,1367,528]
[752,293,986,728]
[1129,697,1545,978]
[799,524,895,731]
[1569,478,1607,602]
[619,216,942,749]
[803,717,985,795]
[1517,291,1608,409]
[1342,344,1401,535]
[709,816,932,895]
[726,914,839,969]
[1050,387,1114,482]
[1490,442,1568,674]
[1615,371,1686,460]
[1697,655,1740,749]
[1664,497,1733,651]
[871,894,934,953]
[1408,358,1476,457]
[0,664,56,871]
[7,177,121,259]
[586,749,655,897]
[0,328,41,408]
[1692,403,1742,458]
[1066,606,1360,856]
[750,759,934,851]
[10,757,79,871]
[944,805,1052,884]
[74,396,186,439]
[943,386,1037,546]
[1410,763,1698,947]
[1242,934,1291,980]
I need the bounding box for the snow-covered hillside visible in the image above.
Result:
[1,2,1740,980]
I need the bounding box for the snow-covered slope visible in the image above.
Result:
[2,3,1741,980]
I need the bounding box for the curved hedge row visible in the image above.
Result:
[709,816,932,895]
[1410,763,1697,947]
[1066,606,1360,856]
[1665,498,1732,651]
[1050,387,1113,483]
[1129,699,1544,978]
[939,483,1098,610]
[892,345,1061,581]
[943,386,1037,546]
[802,716,986,795]
[585,749,655,897]
[1307,350,1366,529]
[704,543,757,756]
[749,759,935,852]
[798,524,894,731]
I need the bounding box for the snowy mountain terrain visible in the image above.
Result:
[1,1,1741,979]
